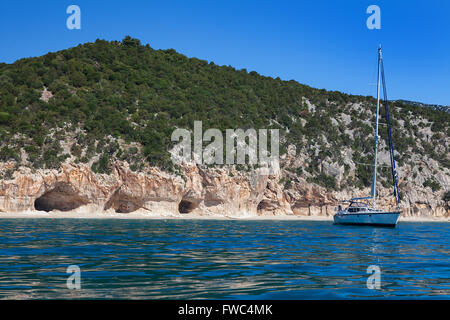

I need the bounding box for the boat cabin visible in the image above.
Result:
[347,201,369,213]
[336,198,377,214]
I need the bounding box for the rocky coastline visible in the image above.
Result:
[0,161,448,221]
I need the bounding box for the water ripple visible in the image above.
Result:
[0,219,448,299]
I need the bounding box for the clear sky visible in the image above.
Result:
[1,0,449,105]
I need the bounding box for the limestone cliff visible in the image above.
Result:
[0,160,448,219]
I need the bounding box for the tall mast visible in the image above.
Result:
[380,55,400,209]
[371,45,382,208]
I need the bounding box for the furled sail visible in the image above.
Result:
[380,59,400,207]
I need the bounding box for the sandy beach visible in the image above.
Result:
[0,209,448,222]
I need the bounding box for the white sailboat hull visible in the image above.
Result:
[333,211,400,227]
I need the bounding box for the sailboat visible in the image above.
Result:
[333,46,401,227]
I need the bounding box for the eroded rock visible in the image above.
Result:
[0,160,448,218]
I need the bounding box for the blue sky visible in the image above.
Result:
[1,0,449,105]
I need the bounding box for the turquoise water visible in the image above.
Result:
[0,219,448,299]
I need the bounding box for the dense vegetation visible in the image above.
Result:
[0,36,448,192]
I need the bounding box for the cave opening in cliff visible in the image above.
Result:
[34,183,89,212]
[178,199,199,213]
[108,199,143,213]
[257,200,273,214]
[104,189,144,213]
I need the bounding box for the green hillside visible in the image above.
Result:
[0,36,448,192]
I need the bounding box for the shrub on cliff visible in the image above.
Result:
[423,178,441,192]
[91,154,111,174]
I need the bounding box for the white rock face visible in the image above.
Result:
[0,156,448,219]
[0,161,292,217]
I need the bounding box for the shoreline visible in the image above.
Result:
[0,210,448,222]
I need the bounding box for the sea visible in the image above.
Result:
[0,218,448,299]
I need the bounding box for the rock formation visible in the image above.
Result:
[0,159,448,219]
